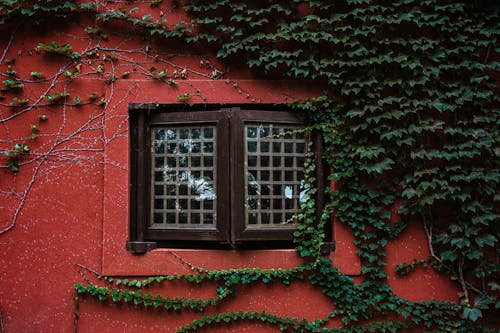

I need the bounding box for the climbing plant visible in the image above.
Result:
[0,0,498,332]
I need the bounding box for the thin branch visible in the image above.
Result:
[168,251,207,273]
[0,307,5,333]
[422,212,484,298]
[75,263,102,278]
[458,256,469,303]
[422,215,440,263]
[0,156,48,235]
[0,21,22,64]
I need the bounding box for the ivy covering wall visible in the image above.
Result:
[0,0,498,332]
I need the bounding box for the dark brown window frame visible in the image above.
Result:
[127,105,330,254]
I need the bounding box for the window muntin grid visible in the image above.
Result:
[244,123,306,227]
[151,126,216,229]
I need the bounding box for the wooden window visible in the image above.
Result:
[127,106,327,253]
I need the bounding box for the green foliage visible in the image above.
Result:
[30,71,44,79]
[3,143,29,173]
[37,42,81,59]
[0,0,498,332]
[44,92,69,104]
[2,79,23,90]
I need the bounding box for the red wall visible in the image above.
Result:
[0,5,458,332]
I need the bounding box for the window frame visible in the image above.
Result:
[127,105,329,253]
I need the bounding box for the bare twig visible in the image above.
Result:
[0,307,5,333]
[75,263,102,278]
[0,156,48,235]
[422,212,483,298]
[458,256,470,303]
[168,251,207,273]
[0,21,22,64]
[422,215,440,263]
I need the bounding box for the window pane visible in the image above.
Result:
[151,126,216,229]
[244,123,306,227]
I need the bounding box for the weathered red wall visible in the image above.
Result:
[0,4,458,332]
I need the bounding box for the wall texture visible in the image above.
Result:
[0,3,459,332]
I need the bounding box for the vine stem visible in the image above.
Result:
[0,104,107,235]
[75,263,102,278]
[422,213,481,301]
[422,215,440,263]
[73,295,79,333]
[0,308,4,333]
[168,251,207,273]
[0,156,47,235]
[0,65,69,124]
[0,20,22,64]
[458,256,469,303]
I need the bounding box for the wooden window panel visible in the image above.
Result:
[231,109,306,243]
[128,110,230,252]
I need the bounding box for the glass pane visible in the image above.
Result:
[166,213,175,224]
[204,128,214,138]
[248,156,257,167]
[203,142,214,153]
[191,213,201,224]
[248,213,258,225]
[191,156,201,167]
[151,126,217,228]
[167,143,176,154]
[247,127,257,138]
[247,141,257,153]
[204,156,213,167]
[244,123,306,228]
[154,213,163,224]
[273,142,281,153]
[179,128,189,139]
[192,128,201,139]
[154,185,164,196]
[179,213,188,224]
[203,214,213,224]
[191,199,200,210]
[154,199,163,209]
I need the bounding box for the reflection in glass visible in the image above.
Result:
[203,142,214,153]
[192,128,201,139]
[167,143,176,154]
[247,127,257,138]
[244,123,306,227]
[151,126,217,228]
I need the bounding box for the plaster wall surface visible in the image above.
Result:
[0,9,458,332]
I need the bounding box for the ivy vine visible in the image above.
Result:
[0,0,498,332]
